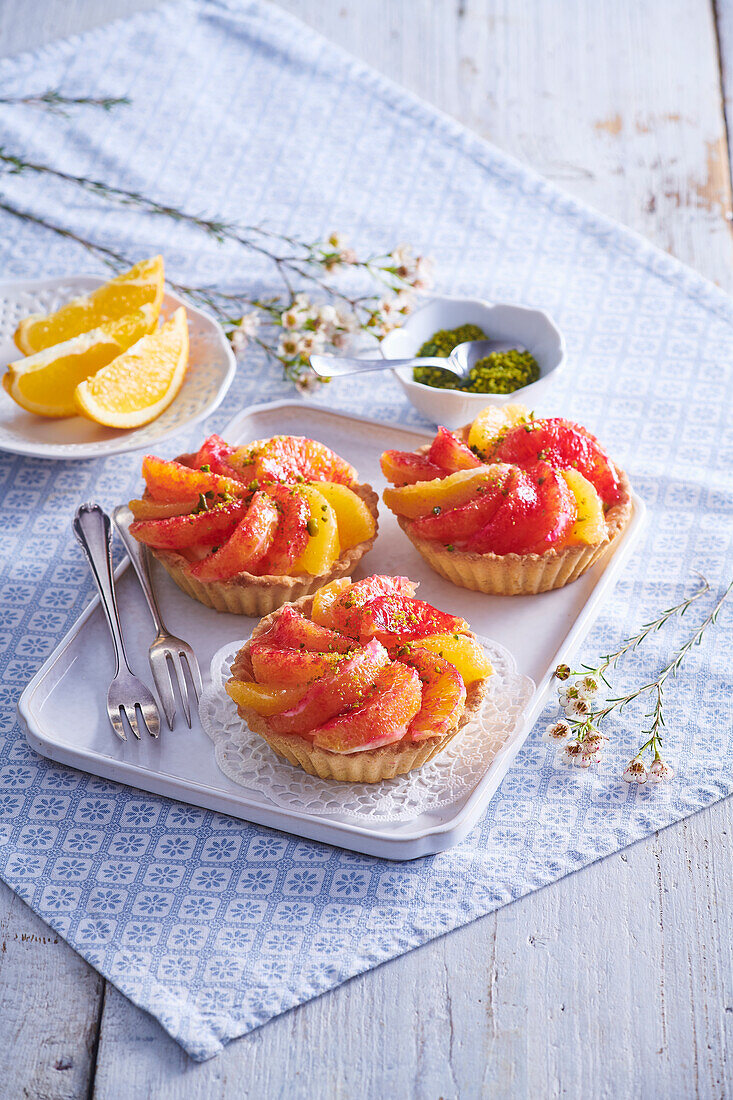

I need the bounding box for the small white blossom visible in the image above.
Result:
[295,369,319,394]
[282,307,308,331]
[410,254,433,290]
[278,332,303,359]
[293,292,311,311]
[622,756,648,784]
[543,720,572,743]
[558,683,581,704]
[581,732,605,757]
[563,697,592,720]
[239,311,260,338]
[560,739,586,765]
[575,674,601,699]
[336,307,359,333]
[229,328,248,353]
[647,757,674,784]
[298,330,326,356]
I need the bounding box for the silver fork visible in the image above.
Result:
[73,503,160,742]
[112,504,203,730]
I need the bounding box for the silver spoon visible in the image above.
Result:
[310,339,528,381]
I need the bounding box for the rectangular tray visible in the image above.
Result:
[18,402,646,859]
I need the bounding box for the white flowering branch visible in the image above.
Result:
[547,574,731,785]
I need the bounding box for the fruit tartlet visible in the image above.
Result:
[226,574,493,783]
[381,405,632,596]
[128,433,379,615]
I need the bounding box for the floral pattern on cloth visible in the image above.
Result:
[0,0,731,1061]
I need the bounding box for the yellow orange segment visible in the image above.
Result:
[467,403,529,454]
[316,482,376,550]
[225,678,306,716]
[14,256,165,355]
[290,486,340,575]
[4,307,158,418]
[311,577,352,627]
[561,469,607,546]
[75,307,189,429]
[383,467,508,520]
[409,633,493,684]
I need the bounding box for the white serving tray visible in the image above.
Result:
[18,402,646,859]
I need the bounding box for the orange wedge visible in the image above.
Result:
[14,256,165,355]
[3,306,159,418]
[74,307,189,429]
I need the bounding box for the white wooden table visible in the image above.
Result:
[2,3,732,1096]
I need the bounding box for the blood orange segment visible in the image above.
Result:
[266,639,390,736]
[191,434,241,478]
[466,462,576,555]
[188,492,279,581]
[256,484,310,575]
[358,594,469,645]
[231,435,357,485]
[486,417,621,505]
[409,466,514,541]
[398,649,466,740]
[225,679,307,717]
[312,663,423,753]
[428,426,482,472]
[315,575,418,636]
[380,449,444,486]
[250,642,353,687]
[142,455,245,502]
[261,606,353,653]
[129,499,248,550]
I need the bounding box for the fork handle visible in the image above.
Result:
[73,503,131,675]
[112,505,167,636]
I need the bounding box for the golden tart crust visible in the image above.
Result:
[227,590,490,782]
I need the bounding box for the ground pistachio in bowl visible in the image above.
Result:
[413,324,540,394]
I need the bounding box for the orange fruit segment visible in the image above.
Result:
[75,307,189,428]
[14,256,165,355]
[561,469,607,545]
[4,307,158,418]
[408,634,493,684]
[290,485,340,576]
[467,403,529,454]
[398,649,466,741]
[225,678,306,717]
[312,663,423,753]
[315,482,376,550]
[383,466,512,520]
[311,577,353,628]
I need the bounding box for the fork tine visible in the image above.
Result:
[181,648,203,698]
[107,706,127,742]
[150,654,176,730]
[139,701,160,739]
[172,654,193,728]
[125,707,144,741]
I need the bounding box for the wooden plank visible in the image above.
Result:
[0,0,159,59]
[0,878,104,1100]
[715,0,733,179]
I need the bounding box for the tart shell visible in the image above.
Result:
[398,433,633,596]
[227,590,491,783]
[150,482,379,616]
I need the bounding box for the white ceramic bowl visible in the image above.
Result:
[381,296,566,428]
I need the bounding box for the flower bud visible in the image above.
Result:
[555,664,571,681]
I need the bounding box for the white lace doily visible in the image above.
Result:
[200,637,535,822]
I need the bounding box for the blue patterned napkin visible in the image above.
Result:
[0,0,731,1061]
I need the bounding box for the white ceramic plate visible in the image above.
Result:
[380,295,566,428]
[17,402,646,859]
[0,274,236,460]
